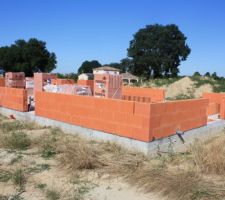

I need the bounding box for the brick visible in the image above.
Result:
[116,124,132,138]
[150,103,166,116]
[149,116,161,128]
[118,100,134,113]
[134,102,151,115]
[122,86,165,102]
[220,98,225,119]
[102,121,117,134]
[100,110,115,121]
[132,127,152,142]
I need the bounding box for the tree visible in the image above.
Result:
[78,60,101,74]
[211,72,218,79]
[104,58,134,73]
[120,58,134,73]
[0,38,57,76]
[56,73,78,81]
[204,72,211,77]
[193,71,201,76]
[127,24,191,78]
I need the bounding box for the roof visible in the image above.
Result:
[121,72,138,80]
[78,73,93,77]
[93,66,120,71]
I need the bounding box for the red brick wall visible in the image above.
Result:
[149,99,209,139]
[0,87,28,112]
[122,86,165,102]
[220,98,225,119]
[35,92,208,142]
[122,95,151,103]
[202,93,225,116]
[51,79,74,85]
[35,92,151,142]
[202,93,225,104]
[0,78,5,87]
[207,103,220,115]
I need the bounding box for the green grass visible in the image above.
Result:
[41,145,56,159]
[153,77,183,87]
[46,189,60,200]
[35,183,47,190]
[12,169,26,190]
[0,170,12,182]
[167,93,195,101]
[191,76,225,93]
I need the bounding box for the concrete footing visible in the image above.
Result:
[1,107,225,156]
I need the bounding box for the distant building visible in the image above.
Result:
[93,66,120,75]
[121,72,139,85]
[78,73,94,80]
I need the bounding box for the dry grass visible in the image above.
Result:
[1,115,225,200]
[57,135,104,170]
[57,132,225,200]
[191,135,225,175]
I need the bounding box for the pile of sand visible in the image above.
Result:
[163,76,213,99]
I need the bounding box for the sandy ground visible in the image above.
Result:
[0,119,161,200]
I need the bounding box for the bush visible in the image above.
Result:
[4,132,31,150]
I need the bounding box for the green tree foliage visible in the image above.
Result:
[56,73,78,81]
[211,72,218,79]
[193,71,201,76]
[0,38,57,76]
[78,60,101,74]
[204,72,211,77]
[120,58,134,73]
[105,58,134,73]
[127,24,191,78]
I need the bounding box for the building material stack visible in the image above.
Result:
[93,66,122,99]
[25,77,34,97]
[34,73,56,93]
[51,78,74,85]
[5,72,25,88]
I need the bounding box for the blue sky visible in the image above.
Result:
[0,0,225,76]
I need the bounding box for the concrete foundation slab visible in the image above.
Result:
[0,107,225,156]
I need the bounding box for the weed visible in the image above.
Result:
[191,75,225,92]
[27,164,50,174]
[0,195,8,200]
[70,178,96,200]
[12,169,26,190]
[50,127,62,135]
[0,170,12,182]
[60,140,102,170]
[35,183,47,190]
[0,121,36,134]
[4,131,31,150]
[10,192,24,200]
[46,189,60,200]
[154,77,182,87]
[38,134,58,159]
[41,145,56,159]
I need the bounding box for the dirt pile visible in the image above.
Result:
[163,76,213,99]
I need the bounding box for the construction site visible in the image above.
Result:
[0,67,224,154]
